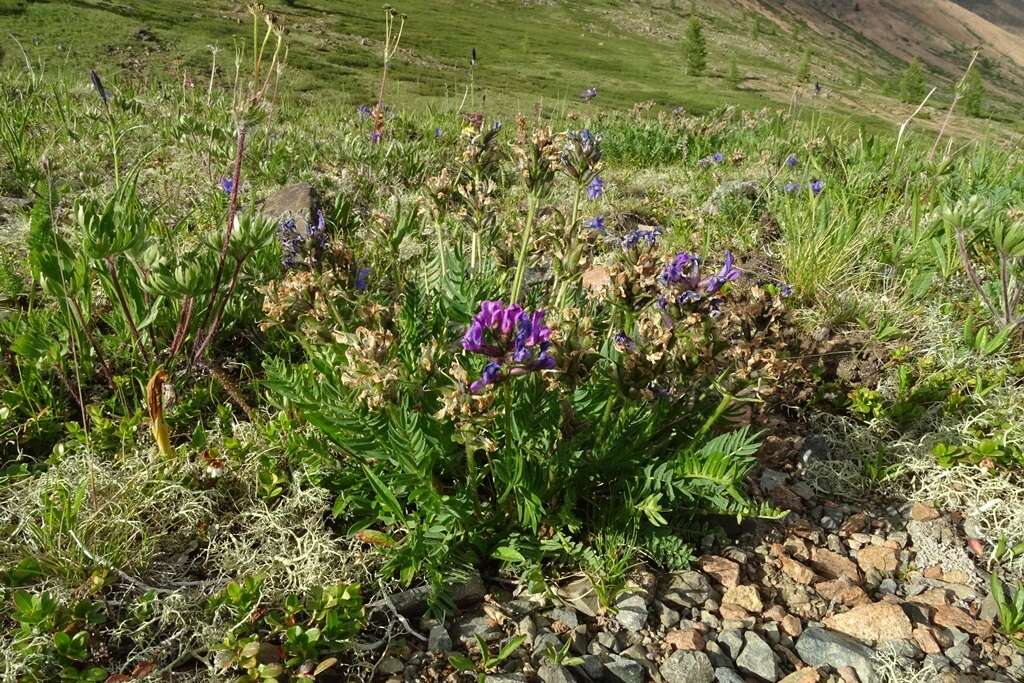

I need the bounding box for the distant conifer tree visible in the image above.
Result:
[684,16,707,77]
[797,49,812,83]
[899,59,927,103]
[727,56,741,88]
[961,69,985,117]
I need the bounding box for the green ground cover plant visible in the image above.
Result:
[2,3,1024,681]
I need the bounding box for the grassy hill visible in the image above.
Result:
[1,0,1020,138]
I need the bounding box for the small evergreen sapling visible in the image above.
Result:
[684,16,707,77]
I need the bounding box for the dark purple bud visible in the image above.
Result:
[90,70,109,102]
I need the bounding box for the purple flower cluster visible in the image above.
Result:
[580,87,598,102]
[357,104,372,118]
[279,210,329,270]
[613,330,637,352]
[698,151,725,168]
[587,175,605,200]
[659,250,740,305]
[355,266,371,292]
[786,154,799,168]
[585,215,605,232]
[621,226,662,250]
[220,177,234,195]
[462,301,556,393]
[785,179,824,196]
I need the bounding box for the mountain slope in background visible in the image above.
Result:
[955,0,1024,36]
[0,0,1020,137]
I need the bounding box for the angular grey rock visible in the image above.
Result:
[458,616,500,643]
[980,585,1001,622]
[518,615,537,644]
[796,627,875,683]
[737,631,782,681]
[705,641,733,669]
[761,622,782,645]
[662,571,717,609]
[570,624,588,655]
[657,600,683,629]
[427,624,452,652]
[485,675,528,683]
[660,650,715,683]
[596,631,618,651]
[377,656,404,674]
[547,607,580,630]
[605,653,646,683]
[533,632,563,659]
[760,468,788,491]
[559,576,601,617]
[580,654,605,680]
[715,630,746,660]
[261,182,320,234]
[714,668,746,683]
[538,663,577,683]
[923,653,952,672]
[615,593,649,632]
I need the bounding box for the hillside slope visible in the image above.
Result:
[0,0,1019,135]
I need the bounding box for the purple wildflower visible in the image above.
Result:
[470,361,502,394]
[220,177,233,195]
[355,267,370,292]
[780,283,794,298]
[703,251,741,294]
[708,297,724,319]
[584,215,605,232]
[434,127,444,138]
[308,210,329,250]
[357,104,372,118]
[278,218,303,270]
[712,151,724,163]
[613,331,637,352]
[676,290,702,305]
[580,86,598,102]
[587,175,604,200]
[786,154,798,168]
[622,226,662,250]
[811,179,825,195]
[660,252,700,286]
[369,130,382,144]
[463,301,556,393]
[785,181,801,194]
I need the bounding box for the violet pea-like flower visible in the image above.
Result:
[703,251,741,294]
[470,361,503,394]
[463,301,556,393]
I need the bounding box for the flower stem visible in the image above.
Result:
[510,194,539,304]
